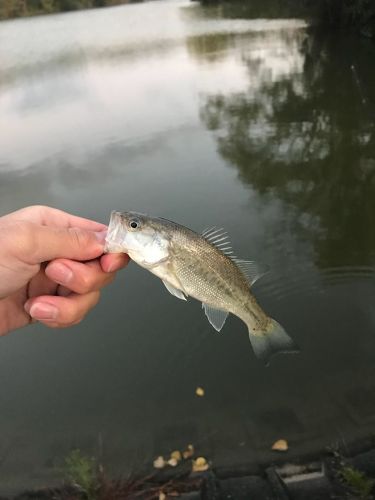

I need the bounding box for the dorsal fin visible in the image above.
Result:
[201,227,268,285]
[232,258,269,286]
[201,227,235,256]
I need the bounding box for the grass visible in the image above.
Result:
[341,466,375,499]
[61,448,204,500]
[64,449,98,500]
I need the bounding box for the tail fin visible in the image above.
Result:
[248,318,299,365]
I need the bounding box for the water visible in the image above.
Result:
[0,0,375,492]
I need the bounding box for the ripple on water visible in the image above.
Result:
[254,265,375,303]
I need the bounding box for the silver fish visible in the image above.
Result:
[105,211,298,364]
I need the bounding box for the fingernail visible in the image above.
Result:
[29,303,58,320]
[106,263,114,273]
[95,230,107,243]
[107,257,128,273]
[49,263,73,285]
[106,260,119,273]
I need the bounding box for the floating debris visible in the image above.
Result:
[168,457,179,467]
[272,439,288,452]
[183,444,194,459]
[195,387,205,397]
[192,456,209,472]
[153,456,166,469]
[170,450,182,462]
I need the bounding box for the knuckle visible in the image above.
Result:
[28,204,48,215]
[64,305,81,325]
[52,292,100,326]
[84,291,100,313]
[2,221,38,259]
[23,205,50,224]
[79,272,96,293]
[21,222,43,263]
[0,221,42,276]
[69,292,100,322]
[19,220,37,244]
[68,227,92,249]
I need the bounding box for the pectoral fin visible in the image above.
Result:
[162,280,187,301]
[202,303,228,332]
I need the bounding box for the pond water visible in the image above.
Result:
[1,0,375,492]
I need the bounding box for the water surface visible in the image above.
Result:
[1,0,375,492]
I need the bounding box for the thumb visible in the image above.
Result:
[5,221,107,264]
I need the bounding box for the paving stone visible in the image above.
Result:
[277,462,333,500]
[349,448,375,475]
[266,467,290,499]
[179,493,202,500]
[214,462,261,479]
[13,487,80,500]
[219,475,274,500]
[201,471,221,500]
[286,478,334,500]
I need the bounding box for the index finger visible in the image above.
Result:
[2,205,106,232]
[3,221,106,265]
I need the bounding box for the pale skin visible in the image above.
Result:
[0,205,129,335]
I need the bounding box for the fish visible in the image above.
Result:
[104,211,298,364]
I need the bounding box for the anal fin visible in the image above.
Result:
[202,303,228,332]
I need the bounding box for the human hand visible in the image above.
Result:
[0,205,129,335]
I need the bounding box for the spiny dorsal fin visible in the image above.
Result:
[202,227,268,285]
[201,227,235,256]
[232,258,269,286]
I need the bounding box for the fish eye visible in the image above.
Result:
[130,220,140,229]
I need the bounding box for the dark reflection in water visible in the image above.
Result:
[1,0,375,494]
[200,32,375,267]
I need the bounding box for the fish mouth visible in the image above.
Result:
[104,210,128,253]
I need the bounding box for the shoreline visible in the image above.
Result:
[5,437,375,500]
[4,433,375,499]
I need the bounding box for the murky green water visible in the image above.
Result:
[1,0,375,492]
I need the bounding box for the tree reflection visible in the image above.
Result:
[186,32,236,63]
[200,31,375,267]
